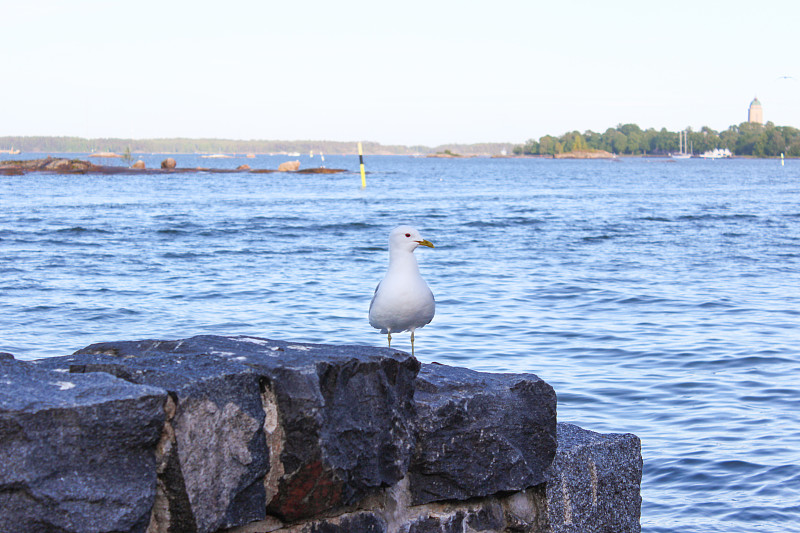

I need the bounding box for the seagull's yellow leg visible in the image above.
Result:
[411,331,415,357]
[387,331,392,348]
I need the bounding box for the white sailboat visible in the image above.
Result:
[671,131,692,159]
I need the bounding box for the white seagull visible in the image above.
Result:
[369,226,435,356]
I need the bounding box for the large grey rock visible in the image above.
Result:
[243,423,642,533]
[545,423,643,533]
[0,357,166,533]
[13,336,642,533]
[40,335,420,526]
[43,339,270,533]
[250,338,419,521]
[409,363,557,505]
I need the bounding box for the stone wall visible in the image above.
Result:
[0,336,642,533]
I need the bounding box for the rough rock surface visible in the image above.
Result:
[294,168,347,174]
[277,160,300,171]
[0,156,97,174]
[0,357,166,533]
[5,337,642,533]
[161,157,177,169]
[545,423,643,533]
[231,423,642,533]
[552,150,615,159]
[60,339,270,533]
[133,160,146,169]
[409,363,557,505]
[39,335,420,527]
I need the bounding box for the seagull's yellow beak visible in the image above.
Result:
[416,239,434,248]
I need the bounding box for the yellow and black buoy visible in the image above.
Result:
[358,142,366,188]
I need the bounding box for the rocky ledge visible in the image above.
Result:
[0,157,347,175]
[552,150,616,160]
[0,336,642,533]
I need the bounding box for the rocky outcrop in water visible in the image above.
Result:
[0,336,642,533]
[0,158,346,176]
[277,160,301,172]
[0,157,98,174]
[553,150,616,159]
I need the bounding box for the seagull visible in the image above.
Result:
[369,226,435,356]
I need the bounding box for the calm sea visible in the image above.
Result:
[2,153,799,532]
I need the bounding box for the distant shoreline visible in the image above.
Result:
[0,137,516,157]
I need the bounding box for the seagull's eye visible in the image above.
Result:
[405,233,411,238]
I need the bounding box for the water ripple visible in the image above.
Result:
[2,156,800,532]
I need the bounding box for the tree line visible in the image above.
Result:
[0,137,409,155]
[0,137,514,156]
[513,122,800,157]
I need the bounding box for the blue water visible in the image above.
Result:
[2,153,799,531]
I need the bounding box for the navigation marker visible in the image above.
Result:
[358,142,366,188]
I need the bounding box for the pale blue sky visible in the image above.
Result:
[3,0,798,145]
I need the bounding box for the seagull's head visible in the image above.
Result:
[389,225,434,253]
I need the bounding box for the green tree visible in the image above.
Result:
[563,131,587,152]
[606,130,628,154]
[764,129,784,155]
[538,135,557,156]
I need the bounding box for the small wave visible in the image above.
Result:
[617,296,672,305]
[88,308,140,320]
[156,229,191,236]
[23,305,60,312]
[463,217,544,228]
[40,239,103,247]
[682,355,795,369]
[313,222,377,231]
[275,222,379,235]
[697,300,735,309]
[162,251,202,259]
[54,226,112,234]
[638,216,672,222]
[213,249,278,256]
[677,213,758,222]
[582,234,615,242]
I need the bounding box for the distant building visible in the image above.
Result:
[748,97,763,124]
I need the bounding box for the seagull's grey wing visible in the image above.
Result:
[424,287,435,325]
[369,281,381,314]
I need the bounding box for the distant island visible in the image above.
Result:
[513,121,800,158]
